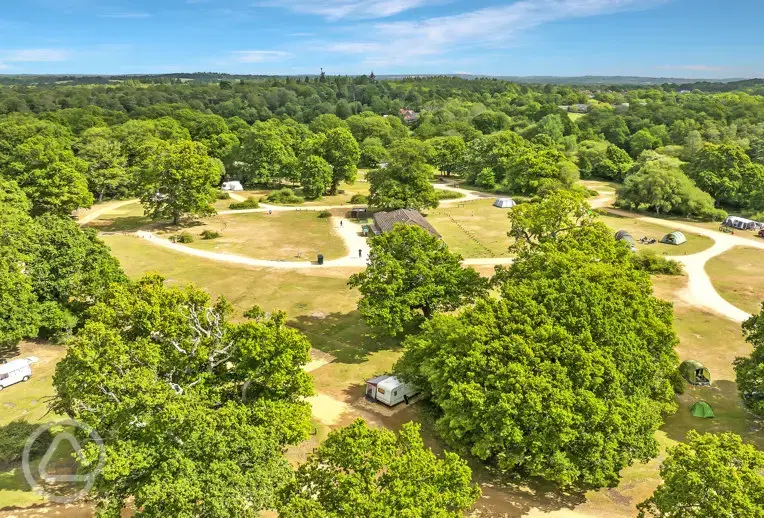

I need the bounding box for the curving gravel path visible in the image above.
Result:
[87,186,763,323]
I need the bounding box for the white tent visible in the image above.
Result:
[221,181,244,191]
[494,197,516,208]
[724,216,762,231]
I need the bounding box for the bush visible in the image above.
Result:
[229,197,260,210]
[200,230,221,240]
[266,189,304,205]
[174,232,194,244]
[350,194,368,204]
[318,210,331,219]
[435,189,463,200]
[631,250,683,275]
[216,191,231,200]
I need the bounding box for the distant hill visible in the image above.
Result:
[0,72,761,90]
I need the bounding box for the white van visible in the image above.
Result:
[365,375,419,407]
[0,358,33,391]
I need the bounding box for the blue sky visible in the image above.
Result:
[1,0,762,77]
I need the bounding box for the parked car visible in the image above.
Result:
[758,229,764,238]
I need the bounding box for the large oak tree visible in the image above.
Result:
[53,275,314,517]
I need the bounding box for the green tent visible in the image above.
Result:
[679,360,711,385]
[690,401,715,418]
[661,231,687,245]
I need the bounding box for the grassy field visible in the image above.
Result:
[187,211,347,261]
[0,342,67,509]
[705,246,764,315]
[598,213,714,255]
[427,199,515,258]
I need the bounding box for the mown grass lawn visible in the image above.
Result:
[598,213,714,255]
[705,246,764,315]
[187,211,347,261]
[0,342,67,509]
[426,199,515,258]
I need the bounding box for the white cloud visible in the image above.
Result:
[231,50,293,63]
[326,0,668,64]
[98,12,152,19]
[2,48,72,62]
[260,0,441,20]
[0,62,8,70]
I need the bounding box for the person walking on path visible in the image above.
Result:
[358,249,363,258]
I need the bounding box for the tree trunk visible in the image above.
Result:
[173,213,180,226]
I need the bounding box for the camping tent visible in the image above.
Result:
[690,401,715,418]
[724,215,762,231]
[661,231,687,245]
[494,198,516,208]
[680,360,711,385]
[614,230,636,252]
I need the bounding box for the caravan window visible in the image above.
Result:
[0,373,7,380]
[393,390,398,396]
[378,388,385,394]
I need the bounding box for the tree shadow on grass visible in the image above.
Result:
[290,310,399,364]
[0,343,20,363]
[662,380,764,449]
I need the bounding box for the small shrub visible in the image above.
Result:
[631,250,683,275]
[200,230,221,240]
[216,191,231,200]
[350,194,368,204]
[174,232,194,244]
[229,197,260,210]
[266,189,304,205]
[318,210,331,219]
[436,190,463,200]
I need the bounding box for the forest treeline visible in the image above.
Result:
[1,75,764,224]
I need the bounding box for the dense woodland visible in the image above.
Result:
[2,76,764,516]
[0,75,763,222]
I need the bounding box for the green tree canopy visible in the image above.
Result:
[300,155,333,199]
[397,208,679,487]
[279,419,480,517]
[5,135,93,215]
[617,154,725,220]
[368,139,438,210]
[138,140,221,225]
[349,224,487,335]
[685,142,764,209]
[734,303,764,415]
[428,136,466,176]
[53,275,314,517]
[638,431,764,517]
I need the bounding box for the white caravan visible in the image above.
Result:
[365,375,419,406]
[0,358,34,391]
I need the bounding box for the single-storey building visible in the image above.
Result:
[724,216,762,231]
[493,197,516,209]
[371,209,441,238]
[365,375,418,407]
[221,181,244,191]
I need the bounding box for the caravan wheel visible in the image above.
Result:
[22,376,30,382]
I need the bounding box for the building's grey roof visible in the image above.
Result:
[372,209,441,238]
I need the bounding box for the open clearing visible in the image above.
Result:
[598,213,714,255]
[705,246,764,316]
[187,211,347,261]
[427,199,515,258]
